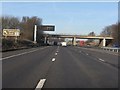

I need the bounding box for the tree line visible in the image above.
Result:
[0,16,45,51]
[100,23,120,46]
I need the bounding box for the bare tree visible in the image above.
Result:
[20,16,43,41]
[88,31,96,36]
[86,31,96,43]
[100,23,119,46]
[100,25,114,37]
[1,16,20,29]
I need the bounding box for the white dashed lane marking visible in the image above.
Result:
[35,79,46,90]
[55,53,58,55]
[52,58,56,62]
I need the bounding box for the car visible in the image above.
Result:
[61,42,67,47]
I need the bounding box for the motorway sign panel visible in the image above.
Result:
[40,25,55,31]
[3,29,20,36]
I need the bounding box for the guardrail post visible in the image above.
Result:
[117,49,118,53]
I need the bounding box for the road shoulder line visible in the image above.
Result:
[1,47,48,60]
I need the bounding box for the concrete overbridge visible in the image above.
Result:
[44,34,113,47]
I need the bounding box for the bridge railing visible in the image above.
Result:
[101,47,120,53]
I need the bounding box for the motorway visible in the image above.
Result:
[2,46,118,89]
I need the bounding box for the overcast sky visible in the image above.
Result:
[1,1,118,35]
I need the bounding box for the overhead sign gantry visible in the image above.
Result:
[34,25,55,43]
[40,25,55,31]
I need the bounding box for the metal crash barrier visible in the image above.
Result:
[101,47,120,52]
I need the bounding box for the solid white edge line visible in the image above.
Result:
[35,79,46,89]
[1,47,48,60]
[52,58,56,62]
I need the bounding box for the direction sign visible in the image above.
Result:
[40,25,55,31]
[3,29,20,36]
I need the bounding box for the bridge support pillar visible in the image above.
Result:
[72,37,76,46]
[103,38,106,47]
[44,36,47,44]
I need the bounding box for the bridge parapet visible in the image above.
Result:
[47,34,113,40]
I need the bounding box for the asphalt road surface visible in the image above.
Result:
[2,46,118,89]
